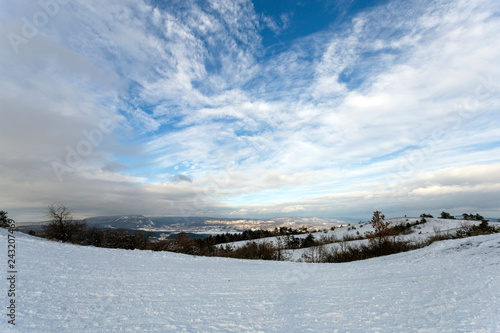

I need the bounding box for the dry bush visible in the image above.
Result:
[342,233,364,242]
[301,246,329,263]
[318,234,338,245]
[216,241,281,260]
[100,229,149,250]
[148,239,176,251]
[306,238,422,263]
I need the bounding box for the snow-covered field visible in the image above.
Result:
[1,227,499,332]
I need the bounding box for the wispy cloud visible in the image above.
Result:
[1,0,499,221]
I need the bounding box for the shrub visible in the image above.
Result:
[462,213,485,221]
[216,241,281,260]
[365,211,396,247]
[284,235,301,249]
[83,226,104,247]
[100,229,149,250]
[303,237,429,263]
[301,246,329,263]
[342,233,364,242]
[301,233,316,248]
[175,232,201,255]
[392,222,414,235]
[456,220,497,238]
[440,211,455,219]
[148,238,177,252]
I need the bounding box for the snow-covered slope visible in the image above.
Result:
[217,217,486,260]
[287,218,488,261]
[1,229,499,332]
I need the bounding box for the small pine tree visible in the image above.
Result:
[366,211,395,246]
[301,233,316,248]
[0,211,10,228]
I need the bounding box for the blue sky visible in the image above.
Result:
[1,0,499,222]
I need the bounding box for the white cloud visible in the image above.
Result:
[1,0,499,221]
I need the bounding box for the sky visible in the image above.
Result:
[1,0,499,222]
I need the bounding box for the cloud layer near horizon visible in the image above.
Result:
[1,0,499,221]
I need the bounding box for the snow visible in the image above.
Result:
[288,218,488,261]
[218,218,487,262]
[1,228,499,332]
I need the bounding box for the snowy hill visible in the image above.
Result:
[1,228,499,332]
[216,217,490,261]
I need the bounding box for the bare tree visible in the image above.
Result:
[44,204,86,242]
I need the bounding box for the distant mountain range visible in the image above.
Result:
[83,215,156,229]
[18,215,497,236]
